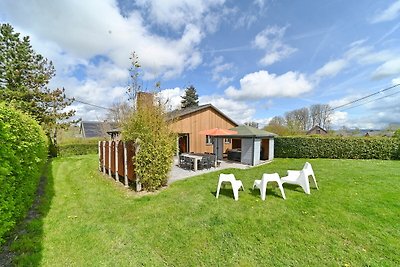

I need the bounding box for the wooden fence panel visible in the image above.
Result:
[99,140,138,190]
[117,141,124,176]
[104,141,109,169]
[126,141,136,181]
[110,141,116,173]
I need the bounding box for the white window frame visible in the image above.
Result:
[224,138,231,144]
[206,135,212,145]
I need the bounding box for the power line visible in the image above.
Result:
[340,90,400,111]
[330,83,400,111]
[69,98,114,111]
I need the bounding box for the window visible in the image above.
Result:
[206,135,212,145]
[224,138,231,144]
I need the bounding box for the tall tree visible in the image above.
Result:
[0,23,76,149]
[126,51,142,108]
[310,104,332,129]
[181,85,199,109]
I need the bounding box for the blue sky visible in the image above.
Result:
[1,0,400,129]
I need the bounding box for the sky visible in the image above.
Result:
[1,0,400,129]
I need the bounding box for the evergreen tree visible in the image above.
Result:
[0,23,76,151]
[181,85,199,109]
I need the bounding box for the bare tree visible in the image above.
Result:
[309,104,332,129]
[107,101,132,124]
[244,121,259,128]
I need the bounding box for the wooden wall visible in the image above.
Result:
[170,107,237,154]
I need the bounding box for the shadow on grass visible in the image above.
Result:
[2,159,55,266]
[212,185,286,200]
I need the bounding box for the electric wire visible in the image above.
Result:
[330,83,400,111]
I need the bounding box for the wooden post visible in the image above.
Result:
[108,141,112,178]
[134,138,142,191]
[98,141,102,172]
[123,141,129,188]
[115,141,119,183]
[102,141,106,174]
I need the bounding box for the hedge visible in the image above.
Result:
[58,142,99,157]
[275,136,400,160]
[0,103,48,245]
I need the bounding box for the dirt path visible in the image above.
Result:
[0,160,50,267]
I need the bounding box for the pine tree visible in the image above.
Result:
[0,23,76,152]
[181,85,199,109]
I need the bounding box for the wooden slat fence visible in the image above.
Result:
[98,140,141,191]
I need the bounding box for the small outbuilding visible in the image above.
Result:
[307,125,327,135]
[214,125,277,166]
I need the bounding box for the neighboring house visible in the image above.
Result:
[307,125,328,135]
[79,121,118,138]
[168,104,238,154]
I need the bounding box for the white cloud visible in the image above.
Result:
[371,0,400,23]
[199,95,255,124]
[209,56,235,87]
[252,26,296,65]
[315,59,348,78]
[330,111,348,127]
[372,58,400,79]
[156,87,184,111]
[393,77,400,85]
[225,70,313,100]
[0,0,204,81]
[135,0,226,33]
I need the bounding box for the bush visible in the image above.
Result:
[122,103,176,191]
[0,103,48,245]
[58,142,99,157]
[275,136,400,160]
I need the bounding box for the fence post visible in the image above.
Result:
[108,141,112,178]
[123,141,129,188]
[102,141,106,174]
[115,141,119,183]
[98,141,102,172]
[134,138,142,191]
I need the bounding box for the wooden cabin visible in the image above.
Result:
[306,125,328,135]
[168,104,238,154]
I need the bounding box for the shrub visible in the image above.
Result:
[122,103,176,191]
[0,103,47,245]
[275,136,400,160]
[58,142,99,157]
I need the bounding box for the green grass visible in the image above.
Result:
[9,155,400,266]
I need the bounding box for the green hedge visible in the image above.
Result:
[58,142,99,157]
[0,103,48,245]
[275,136,400,160]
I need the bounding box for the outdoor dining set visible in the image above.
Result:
[179,153,218,171]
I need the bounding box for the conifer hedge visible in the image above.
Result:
[0,103,48,245]
[275,136,400,160]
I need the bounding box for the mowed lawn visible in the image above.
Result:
[11,155,400,266]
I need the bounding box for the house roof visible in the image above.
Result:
[307,125,327,135]
[167,104,238,126]
[80,121,118,138]
[213,124,277,138]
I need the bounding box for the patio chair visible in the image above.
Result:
[180,156,194,170]
[198,156,210,170]
[252,173,286,200]
[216,174,244,201]
[281,162,319,194]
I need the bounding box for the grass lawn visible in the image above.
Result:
[9,155,400,266]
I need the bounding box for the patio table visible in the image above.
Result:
[181,153,203,171]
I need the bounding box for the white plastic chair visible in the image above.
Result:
[216,174,244,201]
[281,162,319,194]
[252,173,286,200]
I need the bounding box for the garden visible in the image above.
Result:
[5,154,399,266]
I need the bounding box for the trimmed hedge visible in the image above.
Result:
[0,103,48,245]
[275,136,400,160]
[58,142,99,157]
